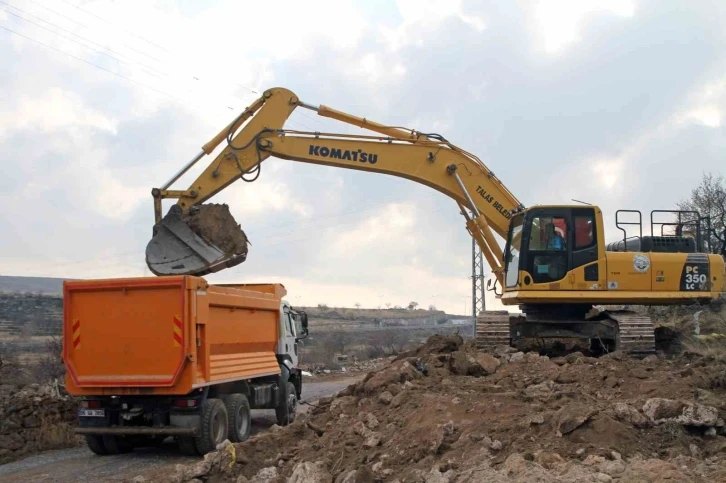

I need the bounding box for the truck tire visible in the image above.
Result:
[176,436,198,456]
[222,393,251,442]
[102,435,133,454]
[195,398,228,454]
[85,435,109,455]
[275,382,297,426]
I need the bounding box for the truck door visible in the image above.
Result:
[280,307,299,367]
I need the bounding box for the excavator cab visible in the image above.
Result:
[503,206,602,292]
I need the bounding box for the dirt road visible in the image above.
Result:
[0,375,363,483]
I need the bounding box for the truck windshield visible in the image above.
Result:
[505,215,524,288]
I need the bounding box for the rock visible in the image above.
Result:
[642,398,685,421]
[330,396,356,415]
[449,351,484,376]
[363,361,422,393]
[642,354,659,364]
[528,413,546,425]
[678,404,718,427]
[576,448,586,456]
[509,352,525,362]
[525,380,555,401]
[249,467,279,483]
[613,402,649,428]
[690,444,701,457]
[288,461,332,483]
[415,334,463,355]
[424,468,455,483]
[364,435,381,448]
[0,433,24,451]
[552,403,596,435]
[489,439,502,451]
[595,473,613,482]
[378,391,393,405]
[555,370,579,384]
[534,451,564,469]
[335,466,375,483]
[705,427,717,437]
[475,353,501,374]
[131,477,147,483]
[602,350,626,361]
[363,412,379,429]
[565,352,584,364]
[391,391,406,408]
[236,477,250,483]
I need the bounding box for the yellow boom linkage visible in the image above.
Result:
[147,87,523,281]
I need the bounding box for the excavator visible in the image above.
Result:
[146,87,725,356]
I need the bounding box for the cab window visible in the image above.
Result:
[529,216,567,251]
[574,215,595,248]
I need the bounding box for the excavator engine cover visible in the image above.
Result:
[146,204,249,276]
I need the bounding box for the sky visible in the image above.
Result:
[1,0,725,314]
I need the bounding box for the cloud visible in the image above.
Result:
[2,0,726,315]
[532,0,636,54]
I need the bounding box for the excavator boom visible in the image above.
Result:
[146,87,523,277]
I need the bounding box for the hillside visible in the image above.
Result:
[0,276,66,295]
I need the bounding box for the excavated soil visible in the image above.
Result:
[183,204,249,256]
[146,335,726,483]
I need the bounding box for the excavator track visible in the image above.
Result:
[605,310,656,357]
[476,311,511,350]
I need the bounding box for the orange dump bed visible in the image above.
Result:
[63,276,285,396]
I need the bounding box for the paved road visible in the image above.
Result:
[0,375,363,483]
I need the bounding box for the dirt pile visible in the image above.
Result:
[146,335,726,482]
[0,383,79,464]
[184,204,249,256]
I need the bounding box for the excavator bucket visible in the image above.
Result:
[146,204,249,276]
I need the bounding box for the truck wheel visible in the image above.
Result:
[102,435,133,454]
[85,435,109,455]
[195,398,228,454]
[176,436,199,456]
[275,382,297,426]
[223,393,251,442]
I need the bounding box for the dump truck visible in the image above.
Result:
[62,276,308,455]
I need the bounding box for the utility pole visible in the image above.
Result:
[472,237,486,335]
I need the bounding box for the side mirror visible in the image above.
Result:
[297,311,309,340]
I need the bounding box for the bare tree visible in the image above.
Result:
[354,303,361,309]
[407,301,419,311]
[36,335,65,382]
[678,173,726,256]
[329,331,353,355]
[317,303,329,313]
[385,303,391,309]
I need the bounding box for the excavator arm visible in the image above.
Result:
[147,87,524,281]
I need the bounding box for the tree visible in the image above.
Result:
[317,303,329,313]
[354,303,361,309]
[428,305,437,311]
[678,173,726,256]
[329,331,353,355]
[385,303,391,309]
[407,301,419,311]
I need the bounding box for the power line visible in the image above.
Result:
[2,0,170,79]
[0,4,169,82]
[60,0,172,55]
[5,1,257,108]
[0,24,241,113]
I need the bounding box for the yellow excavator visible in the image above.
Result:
[146,87,725,356]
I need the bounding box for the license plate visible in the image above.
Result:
[78,409,105,417]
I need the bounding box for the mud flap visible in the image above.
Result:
[145,205,245,276]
